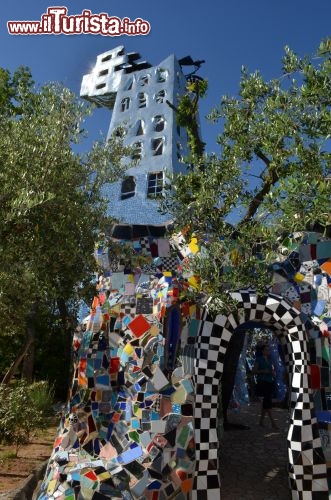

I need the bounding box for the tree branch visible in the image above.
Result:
[1,339,34,385]
[240,168,279,225]
[165,100,178,113]
[254,147,271,166]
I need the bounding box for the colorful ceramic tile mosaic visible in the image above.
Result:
[37,235,199,500]
[37,231,331,500]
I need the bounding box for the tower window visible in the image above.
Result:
[156,69,168,83]
[125,78,133,91]
[151,137,164,156]
[136,120,145,136]
[132,142,143,161]
[155,90,166,103]
[121,176,135,200]
[96,83,106,90]
[138,92,147,108]
[101,54,112,62]
[153,115,165,132]
[121,97,130,112]
[99,69,109,77]
[138,74,150,86]
[114,126,127,138]
[177,142,183,162]
[147,172,164,197]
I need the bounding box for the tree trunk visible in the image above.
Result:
[1,338,34,385]
[57,298,76,396]
[21,304,38,382]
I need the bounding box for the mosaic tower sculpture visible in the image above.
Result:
[37,46,331,500]
[80,45,192,226]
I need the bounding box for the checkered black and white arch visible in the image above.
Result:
[192,290,328,500]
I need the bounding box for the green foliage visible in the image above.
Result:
[171,78,208,159]
[0,450,17,462]
[28,380,55,416]
[33,314,71,400]
[0,65,34,116]
[0,450,17,470]
[164,41,331,308]
[0,380,49,455]
[0,67,130,380]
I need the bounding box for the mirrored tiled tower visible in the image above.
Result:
[80,46,192,227]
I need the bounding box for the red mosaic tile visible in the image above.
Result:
[128,315,151,338]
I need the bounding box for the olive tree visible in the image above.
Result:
[164,39,331,310]
[0,67,129,383]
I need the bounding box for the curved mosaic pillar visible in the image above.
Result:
[285,317,327,499]
[192,290,328,500]
[36,246,198,500]
[192,316,223,499]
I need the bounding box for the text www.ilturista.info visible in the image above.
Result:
[7,7,151,36]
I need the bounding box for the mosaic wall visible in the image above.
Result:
[37,235,198,500]
[36,231,331,499]
[270,232,331,416]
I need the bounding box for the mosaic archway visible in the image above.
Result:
[192,290,328,500]
[36,230,331,500]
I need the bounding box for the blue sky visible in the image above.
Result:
[2,1,331,152]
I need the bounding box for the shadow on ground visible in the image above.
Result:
[219,401,291,499]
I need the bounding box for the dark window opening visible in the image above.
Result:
[177,142,183,162]
[155,90,166,103]
[154,115,165,132]
[156,69,168,83]
[121,176,135,200]
[147,172,164,197]
[136,120,145,136]
[125,78,133,91]
[101,54,112,62]
[99,69,109,77]
[132,142,143,161]
[138,75,149,86]
[152,137,164,156]
[121,97,130,112]
[96,83,106,90]
[138,92,147,108]
[114,126,127,138]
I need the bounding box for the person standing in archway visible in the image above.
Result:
[253,344,278,429]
